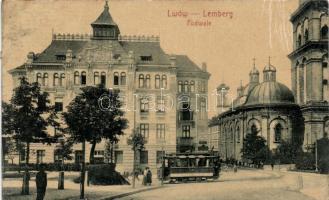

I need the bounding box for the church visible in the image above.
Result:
[8,1,210,173]
[209,0,328,160]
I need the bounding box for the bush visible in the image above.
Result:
[295,152,315,170]
[4,163,82,172]
[87,164,130,185]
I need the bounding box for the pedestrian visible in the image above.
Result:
[233,163,238,173]
[36,164,47,200]
[271,161,274,171]
[142,167,148,186]
[146,168,152,186]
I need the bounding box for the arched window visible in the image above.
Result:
[321,25,328,39]
[74,71,80,85]
[230,127,233,143]
[236,126,240,143]
[161,75,167,89]
[178,81,183,93]
[184,81,189,92]
[81,71,86,85]
[190,81,195,92]
[113,72,119,86]
[274,124,282,143]
[304,29,309,42]
[101,72,106,86]
[297,34,302,47]
[250,124,258,135]
[139,74,144,88]
[53,73,59,86]
[94,72,100,85]
[155,75,160,89]
[145,74,150,88]
[120,72,126,85]
[36,73,42,85]
[43,73,48,86]
[60,73,65,86]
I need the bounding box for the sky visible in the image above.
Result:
[2,0,299,116]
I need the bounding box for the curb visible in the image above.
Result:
[99,185,164,200]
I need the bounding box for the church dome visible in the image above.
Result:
[245,81,295,105]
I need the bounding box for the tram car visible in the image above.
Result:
[161,153,221,183]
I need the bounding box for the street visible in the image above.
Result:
[118,170,324,200]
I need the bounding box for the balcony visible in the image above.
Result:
[177,137,194,146]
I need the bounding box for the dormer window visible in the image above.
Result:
[113,54,121,60]
[56,54,66,61]
[140,55,152,62]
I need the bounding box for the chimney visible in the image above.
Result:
[26,52,35,64]
[202,62,207,71]
[170,55,176,68]
[66,49,73,63]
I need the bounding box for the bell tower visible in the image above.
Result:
[91,1,120,40]
[288,0,328,148]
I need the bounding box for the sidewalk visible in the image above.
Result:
[2,172,163,200]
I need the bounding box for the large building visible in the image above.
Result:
[8,1,210,173]
[209,0,328,160]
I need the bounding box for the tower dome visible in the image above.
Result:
[263,57,277,82]
[249,58,260,83]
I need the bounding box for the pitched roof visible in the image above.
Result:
[91,1,117,26]
[175,55,204,73]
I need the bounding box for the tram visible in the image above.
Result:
[161,153,221,183]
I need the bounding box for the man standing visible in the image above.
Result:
[36,164,47,200]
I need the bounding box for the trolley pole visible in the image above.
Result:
[315,139,318,173]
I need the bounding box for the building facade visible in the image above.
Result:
[209,0,328,161]
[8,2,210,173]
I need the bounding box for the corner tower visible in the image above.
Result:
[288,0,329,148]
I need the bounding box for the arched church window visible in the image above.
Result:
[236,126,240,143]
[139,74,144,88]
[304,29,309,42]
[250,124,258,135]
[274,124,282,143]
[190,81,195,92]
[101,72,106,86]
[81,71,86,85]
[230,127,234,143]
[120,72,126,85]
[113,72,119,86]
[297,34,302,47]
[53,73,59,86]
[321,25,328,39]
[74,71,79,85]
[184,81,189,92]
[178,81,183,93]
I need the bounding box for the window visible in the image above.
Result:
[43,73,48,86]
[155,75,160,89]
[178,81,183,93]
[20,149,26,162]
[113,54,121,60]
[230,127,234,143]
[75,150,83,164]
[56,55,66,60]
[54,151,63,164]
[74,71,80,85]
[60,73,65,86]
[236,126,240,143]
[115,151,123,164]
[53,73,59,86]
[140,151,148,164]
[161,75,167,89]
[323,79,328,85]
[55,102,63,112]
[184,81,189,92]
[145,75,151,88]
[100,72,106,86]
[94,150,104,156]
[182,125,191,138]
[156,124,166,139]
[140,97,149,113]
[274,124,282,143]
[81,71,86,85]
[200,100,206,120]
[321,25,328,39]
[156,151,165,164]
[120,72,126,85]
[156,97,165,112]
[36,73,42,85]
[36,150,45,164]
[114,72,119,85]
[190,81,195,92]
[140,123,149,138]
[140,55,152,62]
[139,74,144,88]
[94,72,100,85]
[304,29,309,42]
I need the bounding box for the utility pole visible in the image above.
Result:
[315,139,318,172]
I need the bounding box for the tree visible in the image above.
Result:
[273,140,302,164]
[62,85,128,198]
[127,128,147,188]
[316,133,329,174]
[2,136,18,165]
[241,125,268,164]
[1,77,58,195]
[54,137,73,189]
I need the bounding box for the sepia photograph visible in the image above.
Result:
[1,0,328,199]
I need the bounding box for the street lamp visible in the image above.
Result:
[315,139,318,172]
